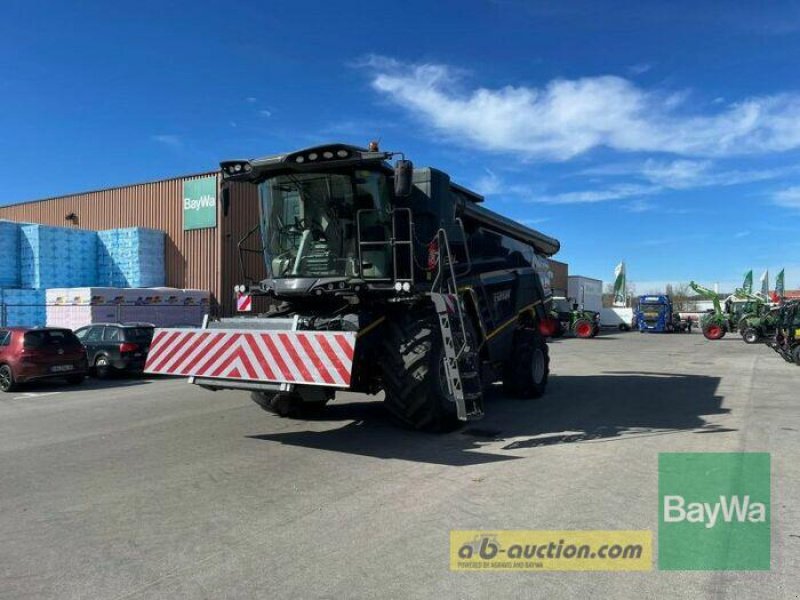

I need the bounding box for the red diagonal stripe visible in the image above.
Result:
[160,331,210,374]
[278,333,314,383]
[244,334,276,380]
[334,334,355,362]
[147,331,191,372]
[194,334,240,376]
[176,332,227,375]
[316,334,350,384]
[146,330,182,370]
[261,334,295,381]
[297,334,334,385]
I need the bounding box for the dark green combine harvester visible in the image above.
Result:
[769,300,800,365]
[148,143,562,431]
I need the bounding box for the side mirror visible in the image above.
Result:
[222,186,231,217]
[394,159,414,197]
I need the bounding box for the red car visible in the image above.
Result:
[0,327,89,392]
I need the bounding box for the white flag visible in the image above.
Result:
[613,262,627,306]
[760,270,769,297]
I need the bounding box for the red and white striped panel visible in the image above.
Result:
[144,328,357,387]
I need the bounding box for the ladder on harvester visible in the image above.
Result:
[429,229,483,421]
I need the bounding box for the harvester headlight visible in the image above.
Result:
[323,151,334,159]
[234,164,242,172]
[308,153,318,161]
[295,156,305,163]
[315,289,323,296]
[327,283,334,290]
[394,282,403,292]
[402,282,411,292]
[336,150,349,158]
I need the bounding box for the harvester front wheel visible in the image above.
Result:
[379,311,461,433]
[503,328,549,399]
[574,319,594,338]
[249,391,328,418]
[703,323,726,340]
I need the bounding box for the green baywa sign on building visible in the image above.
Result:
[183,176,217,231]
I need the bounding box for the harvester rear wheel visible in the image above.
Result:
[503,328,549,399]
[378,311,461,433]
[703,323,726,340]
[574,319,594,338]
[249,391,328,418]
[742,328,761,344]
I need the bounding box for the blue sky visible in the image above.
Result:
[2,1,800,291]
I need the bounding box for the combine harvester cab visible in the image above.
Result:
[146,143,561,431]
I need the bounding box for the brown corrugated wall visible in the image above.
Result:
[0,172,265,316]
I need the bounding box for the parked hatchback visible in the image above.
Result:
[74,323,155,378]
[0,328,88,392]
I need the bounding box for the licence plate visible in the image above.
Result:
[51,365,74,373]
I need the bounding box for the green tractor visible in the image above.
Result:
[689,281,769,340]
[768,300,800,365]
[739,305,781,344]
[550,296,601,339]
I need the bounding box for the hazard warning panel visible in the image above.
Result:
[144,328,357,388]
[236,294,252,312]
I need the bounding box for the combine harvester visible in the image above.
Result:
[769,300,800,365]
[145,143,561,431]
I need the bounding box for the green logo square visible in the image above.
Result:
[658,453,770,570]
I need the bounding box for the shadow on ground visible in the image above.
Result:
[16,374,154,393]
[248,370,730,467]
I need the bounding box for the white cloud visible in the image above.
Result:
[151,134,181,148]
[774,186,800,209]
[627,63,653,76]
[366,57,800,160]
[534,183,660,205]
[259,109,272,117]
[245,97,257,103]
[473,168,504,195]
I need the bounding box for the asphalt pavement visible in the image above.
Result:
[0,331,798,599]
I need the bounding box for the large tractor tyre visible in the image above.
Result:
[703,323,726,340]
[741,328,761,344]
[573,319,595,339]
[503,328,550,399]
[249,391,329,418]
[0,365,18,393]
[378,312,462,433]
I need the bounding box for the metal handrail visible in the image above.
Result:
[431,228,469,358]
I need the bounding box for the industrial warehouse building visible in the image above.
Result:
[0,172,570,316]
[0,173,267,316]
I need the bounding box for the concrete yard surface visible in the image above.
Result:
[0,331,798,599]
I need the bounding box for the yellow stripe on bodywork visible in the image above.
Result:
[357,316,386,338]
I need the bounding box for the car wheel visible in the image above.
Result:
[95,356,111,379]
[0,365,18,393]
[742,328,760,344]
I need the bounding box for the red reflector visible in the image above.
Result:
[120,342,139,353]
[538,318,558,337]
[427,239,439,271]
